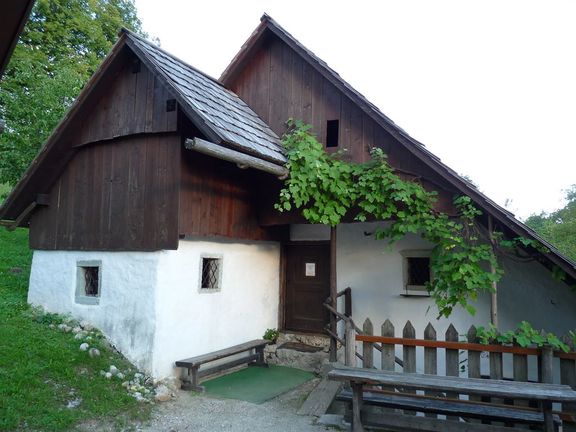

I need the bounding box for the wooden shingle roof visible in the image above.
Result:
[123,30,285,165]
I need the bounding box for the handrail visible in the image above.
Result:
[323,293,404,368]
[357,334,576,359]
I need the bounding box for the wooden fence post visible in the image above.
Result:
[403,321,416,415]
[363,318,373,369]
[467,325,481,423]
[381,319,395,371]
[345,319,356,367]
[445,324,459,421]
[541,346,555,431]
[560,336,576,432]
[424,322,437,418]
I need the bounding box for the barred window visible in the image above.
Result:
[76,261,101,305]
[200,256,222,291]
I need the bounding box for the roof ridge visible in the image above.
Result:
[120,27,225,88]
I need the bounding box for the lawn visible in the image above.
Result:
[0,228,151,431]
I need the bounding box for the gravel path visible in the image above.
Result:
[137,377,339,432]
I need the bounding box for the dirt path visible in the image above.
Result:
[138,378,336,432]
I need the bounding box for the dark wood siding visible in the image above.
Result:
[229,36,459,222]
[77,53,177,145]
[179,148,285,241]
[29,134,181,251]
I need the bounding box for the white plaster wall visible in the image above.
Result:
[291,223,576,375]
[152,237,280,378]
[28,250,159,373]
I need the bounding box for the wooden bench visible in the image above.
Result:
[337,389,558,425]
[175,339,269,391]
[328,366,576,432]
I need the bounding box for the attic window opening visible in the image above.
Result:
[75,261,101,305]
[200,256,222,291]
[326,120,339,148]
[400,251,431,297]
[166,99,176,112]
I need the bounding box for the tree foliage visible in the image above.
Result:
[525,185,576,262]
[277,120,501,318]
[0,0,143,186]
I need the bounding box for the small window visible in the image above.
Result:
[401,251,431,296]
[199,255,222,292]
[75,260,101,305]
[326,119,339,148]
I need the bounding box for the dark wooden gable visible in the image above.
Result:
[224,27,458,216]
[11,33,285,251]
[29,47,181,251]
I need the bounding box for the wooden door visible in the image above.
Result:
[284,243,330,333]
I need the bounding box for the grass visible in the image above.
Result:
[0,228,151,431]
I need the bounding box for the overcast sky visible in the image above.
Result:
[134,0,576,220]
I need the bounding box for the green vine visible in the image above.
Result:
[475,321,569,352]
[276,120,501,318]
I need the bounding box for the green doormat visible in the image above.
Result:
[202,365,314,404]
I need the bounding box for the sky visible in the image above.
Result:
[134,0,576,220]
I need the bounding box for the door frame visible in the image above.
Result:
[279,240,330,334]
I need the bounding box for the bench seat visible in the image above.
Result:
[176,339,270,391]
[337,389,554,424]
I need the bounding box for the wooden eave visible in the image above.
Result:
[220,14,576,281]
[0,0,35,78]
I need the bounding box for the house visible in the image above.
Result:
[1,15,575,379]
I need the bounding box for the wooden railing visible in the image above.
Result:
[348,318,576,429]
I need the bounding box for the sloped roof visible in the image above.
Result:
[0,29,284,223]
[123,30,285,164]
[220,14,576,280]
[0,0,35,78]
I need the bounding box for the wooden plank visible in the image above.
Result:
[403,321,417,415]
[467,326,482,423]
[328,368,576,401]
[560,350,576,431]
[381,320,395,371]
[359,409,541,432]
[362,318,373,369]
[541,347,555,432]
[298,378,341,416]
[424,322,438,418]
[445,324,459,421]
[337,390,547,423]
[345,320,356,367]
[176,340,269,367]
[351,382,365,432]
[355,335,541,356]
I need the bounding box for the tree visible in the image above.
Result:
[525,185,576,262]
[0,0,143,186]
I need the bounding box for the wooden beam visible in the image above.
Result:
[0,201,36,230]
[184,137,288,179]
[329,225,338,362]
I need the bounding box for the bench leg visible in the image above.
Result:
[351,382,365,432]
[181,366,205,392]
[540,401,554,432]
[248,346,268,368]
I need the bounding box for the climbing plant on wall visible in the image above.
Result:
[276,120,501,318]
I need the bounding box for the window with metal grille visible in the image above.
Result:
[200,256,222,291]
[401,251,431,296]
[75,261,101,305]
